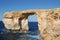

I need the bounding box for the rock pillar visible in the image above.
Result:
[37,9,60,40]
[37,11,48,40]
[21,18,29,32]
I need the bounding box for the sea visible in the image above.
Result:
[0,21,42,40]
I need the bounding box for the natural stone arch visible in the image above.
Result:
[3,10,46,40]
[21,11,37,32]
[3,8,60,40]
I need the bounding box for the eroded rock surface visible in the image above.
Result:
[3,12,29,32]
[3,8,60,40]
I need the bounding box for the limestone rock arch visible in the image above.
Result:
[3,8,60,40]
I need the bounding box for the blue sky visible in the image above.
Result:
[0,0,60,22]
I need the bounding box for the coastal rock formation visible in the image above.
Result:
[3,8,60,40]
[3,12,29,32]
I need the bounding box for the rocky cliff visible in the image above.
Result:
[3,8,60,40]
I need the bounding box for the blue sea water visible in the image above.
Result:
[0,21,41,40]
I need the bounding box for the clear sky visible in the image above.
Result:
[0,0,60,22]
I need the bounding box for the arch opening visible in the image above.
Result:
[28,14,38,32]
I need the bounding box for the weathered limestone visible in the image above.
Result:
[3,8,60,40]
[3,12,29,32]
[37,8,60,40]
